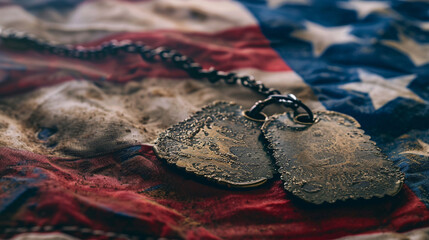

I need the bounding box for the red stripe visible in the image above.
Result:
[0,26,289,96]
[1,146,428,239]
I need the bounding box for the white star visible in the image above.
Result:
[400,139,429,157]
[267,0,310,8]
[340,69,424,110]
[382,33,429,67]
[291,21,359,57]
[419,21,429,31]
[338,1,390,19]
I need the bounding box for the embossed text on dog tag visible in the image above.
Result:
[262,111,404,204]
[154,101,275,188]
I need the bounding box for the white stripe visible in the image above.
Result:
[336,226,429,240]
[0,0,257,43]
[0,68,323,158]
[11,232,79,240]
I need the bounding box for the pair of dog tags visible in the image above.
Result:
[154,97,403,204]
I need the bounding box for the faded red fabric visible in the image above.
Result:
[1,146,428,239]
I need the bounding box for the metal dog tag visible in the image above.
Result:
[262,111,404,204]
[154,101,275,188]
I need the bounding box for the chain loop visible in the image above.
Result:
[246,94,315,123]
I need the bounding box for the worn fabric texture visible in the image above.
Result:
[0,0,428,239]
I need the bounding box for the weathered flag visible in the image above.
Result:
[0,0,428,239]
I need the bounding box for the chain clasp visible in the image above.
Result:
[245,94,315,124]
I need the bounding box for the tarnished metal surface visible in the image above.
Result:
[154,101,275,188]
[262,111,404,204]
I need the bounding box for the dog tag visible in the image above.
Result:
[154,101,275,188]
[262,111,404,204]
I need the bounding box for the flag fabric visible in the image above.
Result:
[0,0,428,239]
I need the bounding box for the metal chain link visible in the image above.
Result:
[0,28,315,121]
[0,28,282,97]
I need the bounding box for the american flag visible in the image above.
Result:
[0,0,428,239]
